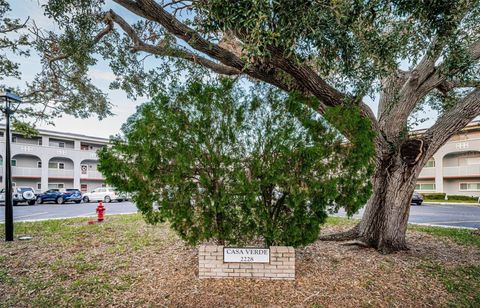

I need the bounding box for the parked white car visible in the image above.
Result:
[82,187,124,203]
[0,187,37,205]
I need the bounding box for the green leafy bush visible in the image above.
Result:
[99,79,374,247]
[447,195,478,201]
[422,193,446,200]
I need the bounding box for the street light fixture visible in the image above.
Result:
[1,89,21,241]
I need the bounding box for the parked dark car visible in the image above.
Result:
[411,191,424,205]
[36,188,82,204]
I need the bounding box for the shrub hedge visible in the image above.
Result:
[446,195,479,201]
[422,193,446,200]
[422,193,479,202]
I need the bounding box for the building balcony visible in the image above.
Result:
[419,167,435,178]
[12,167,42,178]
[48,168,74,178]
[0,142,99,160]
[80,170,104,180]
[443,165,480,178]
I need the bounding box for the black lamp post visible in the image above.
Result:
[1,89,21,241]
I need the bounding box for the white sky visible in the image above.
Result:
[4,0,437,139]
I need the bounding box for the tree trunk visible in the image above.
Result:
[356,157,418,253]
[321,152,422,254]
[350,145,422,253]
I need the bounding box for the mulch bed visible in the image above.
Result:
[1,216,478,307]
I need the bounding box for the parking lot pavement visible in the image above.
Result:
[0,201,138,222]
[336,202,480,229]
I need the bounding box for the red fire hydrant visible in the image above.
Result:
[96,201,106,222]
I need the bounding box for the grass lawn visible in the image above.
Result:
[1,214,479,307]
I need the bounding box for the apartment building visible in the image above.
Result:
[417,121,480,197]
[0,124,108,193]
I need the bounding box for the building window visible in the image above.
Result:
[37,161,42,168]
[415,183,436,191]
[0,158,3,165]
[59,142,65,148]
[48,183,64,189]
[48,162,58,169]
[0,131,3,137]
[425,159,435,168]
[11,159,16,167]
[12,136,16,143]
[38,139,42,146]
[37,183,41,190]
[59,163,65,169]
[460,183,480,191]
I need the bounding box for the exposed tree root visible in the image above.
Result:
[377,242,410,255]
[341,240,370,248]
[318,224,360,241]
[318,224,411,254]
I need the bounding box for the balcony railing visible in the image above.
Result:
[48,168,74,178]
[419,167,435,178]
[2,141,100,154]
[80,170,104,179]
[443,164,480,177]
[12,167,42,177]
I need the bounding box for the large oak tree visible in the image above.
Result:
[34,0,480,253]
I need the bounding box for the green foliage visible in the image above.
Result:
[422,193,447,200]
[447,194,478,201]
[0,0,29,82]
[99,79,374,247]
[196,0,480,97]
[40,0,480,115]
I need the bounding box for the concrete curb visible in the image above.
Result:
[409,222,478,230]
[423,201,480,206]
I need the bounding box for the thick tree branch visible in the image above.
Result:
[380,38,480,140]
[418,39,480,97]
[377,70,409,121]
[436,79,480,94]
[268,54,345,108]
[114,0,304,94]
[107,10,240,76]
[423,88,480,158]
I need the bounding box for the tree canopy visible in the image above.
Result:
[98,78,374,246]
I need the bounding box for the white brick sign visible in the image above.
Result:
[199,245,295,280]
[223,248,270,263]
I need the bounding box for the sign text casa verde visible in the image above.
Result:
[223,247,270,263]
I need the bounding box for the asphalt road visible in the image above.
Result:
[336,202,480,229]
[0,201,138,222]
[0,201,479,229]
